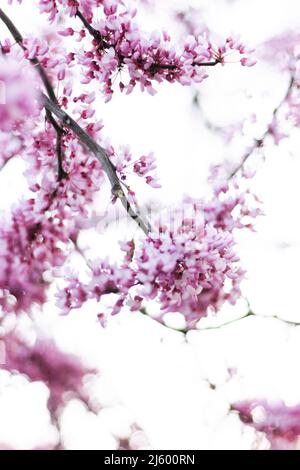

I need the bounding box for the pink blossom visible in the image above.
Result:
[232,400,300,450]
[268,116,288,144]
[0,57,39,131]
[2,329,95,414]
[57,172,259,329]
[262,31,300,70]
[35,0,255,101]
[240,57,257,67]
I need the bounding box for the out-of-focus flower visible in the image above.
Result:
[232,399,300,450]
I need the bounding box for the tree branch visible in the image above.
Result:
[192,59,221,67]
[45,110,67,181]
[75,9,109,48]
[229,75,295,179]
[140,304,300,336]
[0,7,58,105]
[42,93,151,234]
[0,7,68,182]
[0,7,151,235]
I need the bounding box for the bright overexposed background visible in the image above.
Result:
[1,0,300,450]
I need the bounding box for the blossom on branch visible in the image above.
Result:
[28,0,256,101]
[57,169,260,329]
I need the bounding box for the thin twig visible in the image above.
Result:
[75,9,109,48]
[197,310,300,331]
[193,90,225,133]
[192,59,221,67]
[0,154,17,172]
[45,110,67,181]
[229,75,295,179]
[140,305,300,336]
[228,138,263,179]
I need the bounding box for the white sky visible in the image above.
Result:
[1,0,300,450]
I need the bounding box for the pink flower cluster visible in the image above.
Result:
[0,198,68,313]
[232,400,300,450]
[77,12,255,101]
[286,54,300,127]
[0,0,266,451]
[262,31,300,71]
[56,258,135,316]
[57,170,260,328]
[1,328,95,415]
[0,55,161,317]
[0,56,39,131]
[261,31,300,143]
[0,132,25,169]
[27,0,256,101]
[134,214,244,326]
[111,148,160,189]
[0,127,105,313]
[287,88,300,128]
[0,1,258,329]
[37,0,102,21]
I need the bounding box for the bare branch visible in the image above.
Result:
[45,111,67,181]
[140,304,300,336]
[229,75,295,179]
